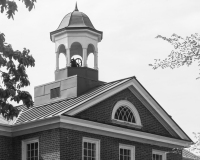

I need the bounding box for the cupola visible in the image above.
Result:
[55,3,97,33]
[50,3,103,81]
[34,4,104,106]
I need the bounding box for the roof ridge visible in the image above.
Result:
[106,76,135,84]
[67,11,74,27]
[56,12,72,30]
[80,12,95,29]
[80,12,87,27]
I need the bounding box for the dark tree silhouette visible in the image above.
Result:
[0,0,36,120]
[0,0,36,19]
[0,33,35,120]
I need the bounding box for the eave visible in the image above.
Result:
[0,115,193,148]
[50,27,103,42]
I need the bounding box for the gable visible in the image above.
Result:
[65,77,191,142]
[14,76,191,142]
[76,88,176,138]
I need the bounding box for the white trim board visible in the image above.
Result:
[0,115,192,148]
[0,124,12,136]
[131,78,190,140]
[60,116,192,148]
[119,144,135,160]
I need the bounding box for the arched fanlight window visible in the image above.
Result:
[112,100,142,128]
[114,106,136,123]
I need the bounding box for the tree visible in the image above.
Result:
[149,33,200,156]
[0,0,36,120]
[0,0,36,19]
[149,33,200,78]
[189,132,200,155]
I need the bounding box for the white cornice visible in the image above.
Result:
[0,115,192,148]
[59,116,192,148]
[12,116,60,137]
[0,123,12,136]
[131,79,190,140]
[127,86,178,138]
[51,29,102,42]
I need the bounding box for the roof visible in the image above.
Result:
[50,3,103,41]
[183,149,200,160]
[15,76,134,124]
[13,75,193,143]
[57,10,94,30]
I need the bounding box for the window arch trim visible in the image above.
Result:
[111,100,142,128]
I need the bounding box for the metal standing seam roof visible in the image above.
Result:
[50,3,103,41]
[15,77,134,125]
[183,149,200,160]
[57,11,95,30]
[56,4,95,31]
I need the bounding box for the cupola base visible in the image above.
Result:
[55,67,98,81]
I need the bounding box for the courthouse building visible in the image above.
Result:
[0,4,193,160]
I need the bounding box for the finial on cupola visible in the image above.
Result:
[74,2,79,11]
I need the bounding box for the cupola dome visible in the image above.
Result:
[57,4,95,30]
[50,3,103,41]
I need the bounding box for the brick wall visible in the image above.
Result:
[76,89,174,138]
[1,127,182,160]
[0,88,183,159]
[60,128,182,160]
[12,128,60,160]
[167,152,183,160]
[0,135,12,160]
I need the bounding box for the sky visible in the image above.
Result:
[1,0,200,143]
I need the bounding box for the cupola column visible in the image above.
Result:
[83,48,87,67]
[66,48,71,67]
[56,52,59,70]
[94,51,98,70]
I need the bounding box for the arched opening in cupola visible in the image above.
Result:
[87,44,95,68]
[58,44,66,69]
[70,42,83,67]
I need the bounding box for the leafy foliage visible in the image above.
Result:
[189,132,200,155]
[0,0,36,19]
[0,33,35,120]
[0,0,36,120]
[149,33,200,78]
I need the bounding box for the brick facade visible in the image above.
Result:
[0,135,13,160]
[76,89,174,138]
[0,89,185,160]
[0,128,182,160]
[12,129,60,160]
[60,128,180,160]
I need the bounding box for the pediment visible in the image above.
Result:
[64,77,191,141]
